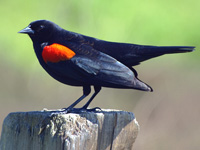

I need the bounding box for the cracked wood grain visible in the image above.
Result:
[0,109,139,150]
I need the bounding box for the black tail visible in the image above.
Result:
[123,46,195,66]
[139,46,195,55]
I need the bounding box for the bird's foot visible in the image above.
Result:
[61,106,101,113]
[49,107,101,118]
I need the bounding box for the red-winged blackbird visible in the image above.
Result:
[19,20,194,112]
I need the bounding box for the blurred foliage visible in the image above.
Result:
[0,0,200,150]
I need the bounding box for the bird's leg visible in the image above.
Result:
[81,86,101,111]
[57,86,101,114]
[62,86,91,112]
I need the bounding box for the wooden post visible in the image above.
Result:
[0,109,139,150]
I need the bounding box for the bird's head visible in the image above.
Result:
[18,20,59,43]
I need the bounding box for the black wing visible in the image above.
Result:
[45,44,152,91]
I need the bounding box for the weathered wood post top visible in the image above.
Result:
[0,109,139,150]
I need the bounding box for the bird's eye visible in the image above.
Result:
[40,25,45,29]
[36,25,45,32]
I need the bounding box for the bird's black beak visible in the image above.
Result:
[18,26,34,34]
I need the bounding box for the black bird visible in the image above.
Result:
[18,20,195,112]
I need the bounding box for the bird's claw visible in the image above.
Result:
[60,107,102,113]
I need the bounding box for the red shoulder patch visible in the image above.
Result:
[42,43,76,63]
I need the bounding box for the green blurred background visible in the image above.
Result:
[0,0,200,149]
